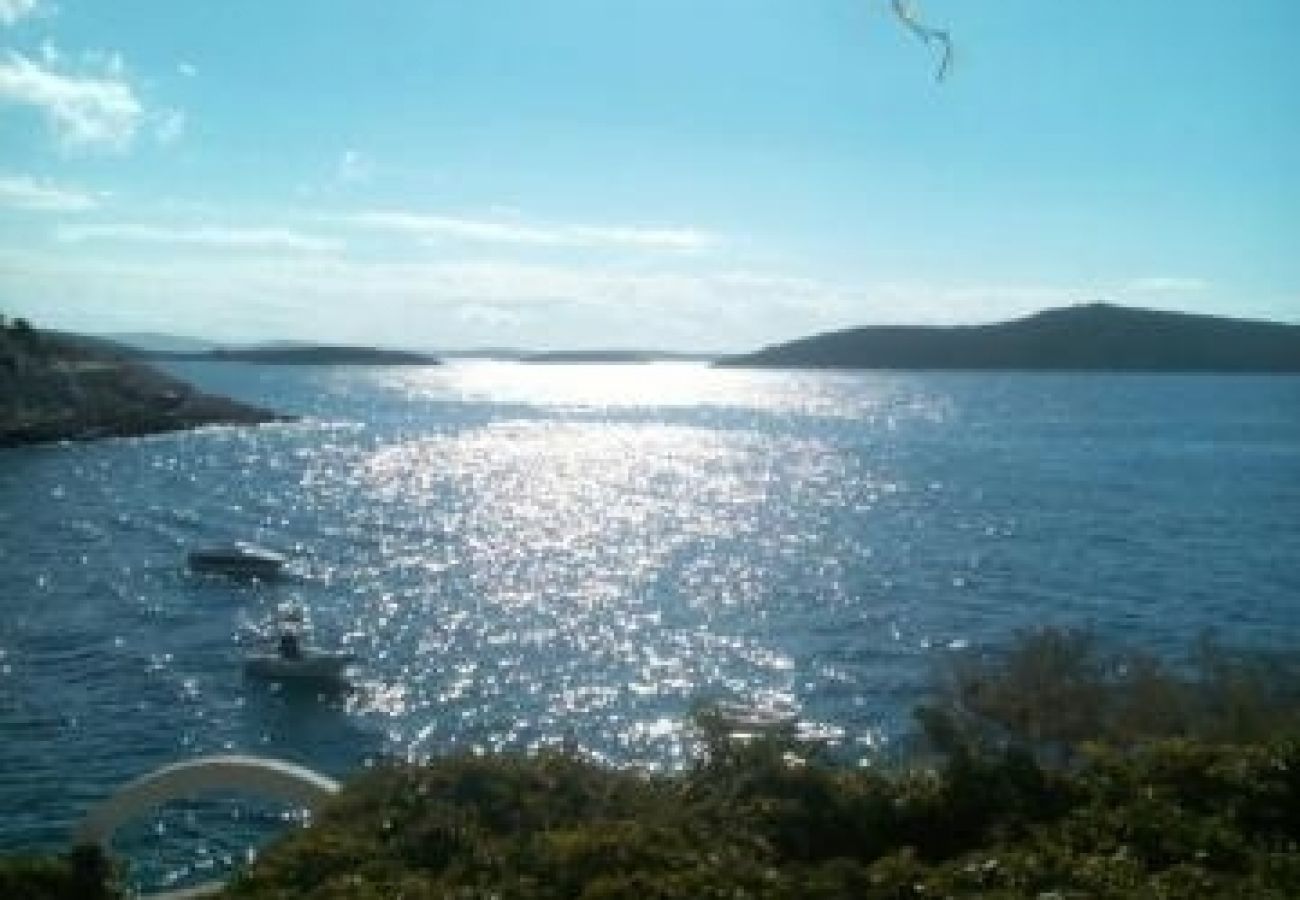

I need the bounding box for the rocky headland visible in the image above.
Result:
[0,318,287,448]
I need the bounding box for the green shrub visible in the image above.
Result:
[921,627,1300,760]
[215,734,1299,898]
[0,846,124,900]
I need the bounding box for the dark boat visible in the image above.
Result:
[187,542,287,579]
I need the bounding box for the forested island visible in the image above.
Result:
[0,317,286,448]
[719,304,1300,372]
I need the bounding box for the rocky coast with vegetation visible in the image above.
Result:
[0,316,285,448]
[3,629,1296,899]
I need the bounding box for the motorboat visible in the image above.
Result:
[243,604,355,683]
[188,542,287,579]
[243,650,356,682]
[711,700,798,734]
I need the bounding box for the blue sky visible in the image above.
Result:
[0,0,1297,350]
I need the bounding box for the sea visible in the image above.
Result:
[2,362,1298,891]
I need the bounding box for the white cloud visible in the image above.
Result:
[1,238,1110,351]
[154,108,185,145]
[8,226,1241,350]
[1121,276,1210,293]
[177,61,197,77]
[0,51,142,149]
[343,210,719,252]
[566,223,719,251]
[55,223,341,253]
[0,0,40,26]
[0,174,97,211]
[0,251,789,347]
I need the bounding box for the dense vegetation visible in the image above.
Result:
[0,846,122,900]
[218,737,1296,898]
[4,630,1297,898]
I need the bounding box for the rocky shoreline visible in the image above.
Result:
[0,322,289,448]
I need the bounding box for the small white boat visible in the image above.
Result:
[712,701,798,733]
[188,542,286,579]
[244,604,354,683]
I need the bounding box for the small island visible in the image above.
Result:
[0,316,288,448]
[718,303,1300,372]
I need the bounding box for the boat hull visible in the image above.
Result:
[243,653,355,682]
[188,545,286,579]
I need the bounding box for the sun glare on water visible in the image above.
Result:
[327,364,927,764]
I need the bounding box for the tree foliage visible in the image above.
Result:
[921,627,1300,759]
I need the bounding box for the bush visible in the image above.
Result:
[921,627,1300,759]
[0,846,124,900]
[216,733,1299,898]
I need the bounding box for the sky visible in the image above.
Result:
[0,0,1297,351]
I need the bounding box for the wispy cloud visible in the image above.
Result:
[55,223,341,253]
[0,252,796,347]
[343,210,719,252]
[1,238,1113,351]
[1121,276,1210,293]
[0,50,142,149]
[0,174,97,211]
[177,61,197,78]
[0,0,41,26]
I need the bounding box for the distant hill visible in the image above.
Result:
[435,348,531,361]
[104,332,221,354]
[718,304,1300,372]
[0,322,285,447]
[152,345,442,365]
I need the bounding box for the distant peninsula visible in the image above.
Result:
[718,304,1300,372]
[0,319,287,448]
[149,345,442,365]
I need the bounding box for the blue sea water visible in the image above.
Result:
[2,363,1298,889]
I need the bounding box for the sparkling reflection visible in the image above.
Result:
[373,360,953,422]
[336,415,888,766]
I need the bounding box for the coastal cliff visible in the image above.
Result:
[0,318,286,448]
